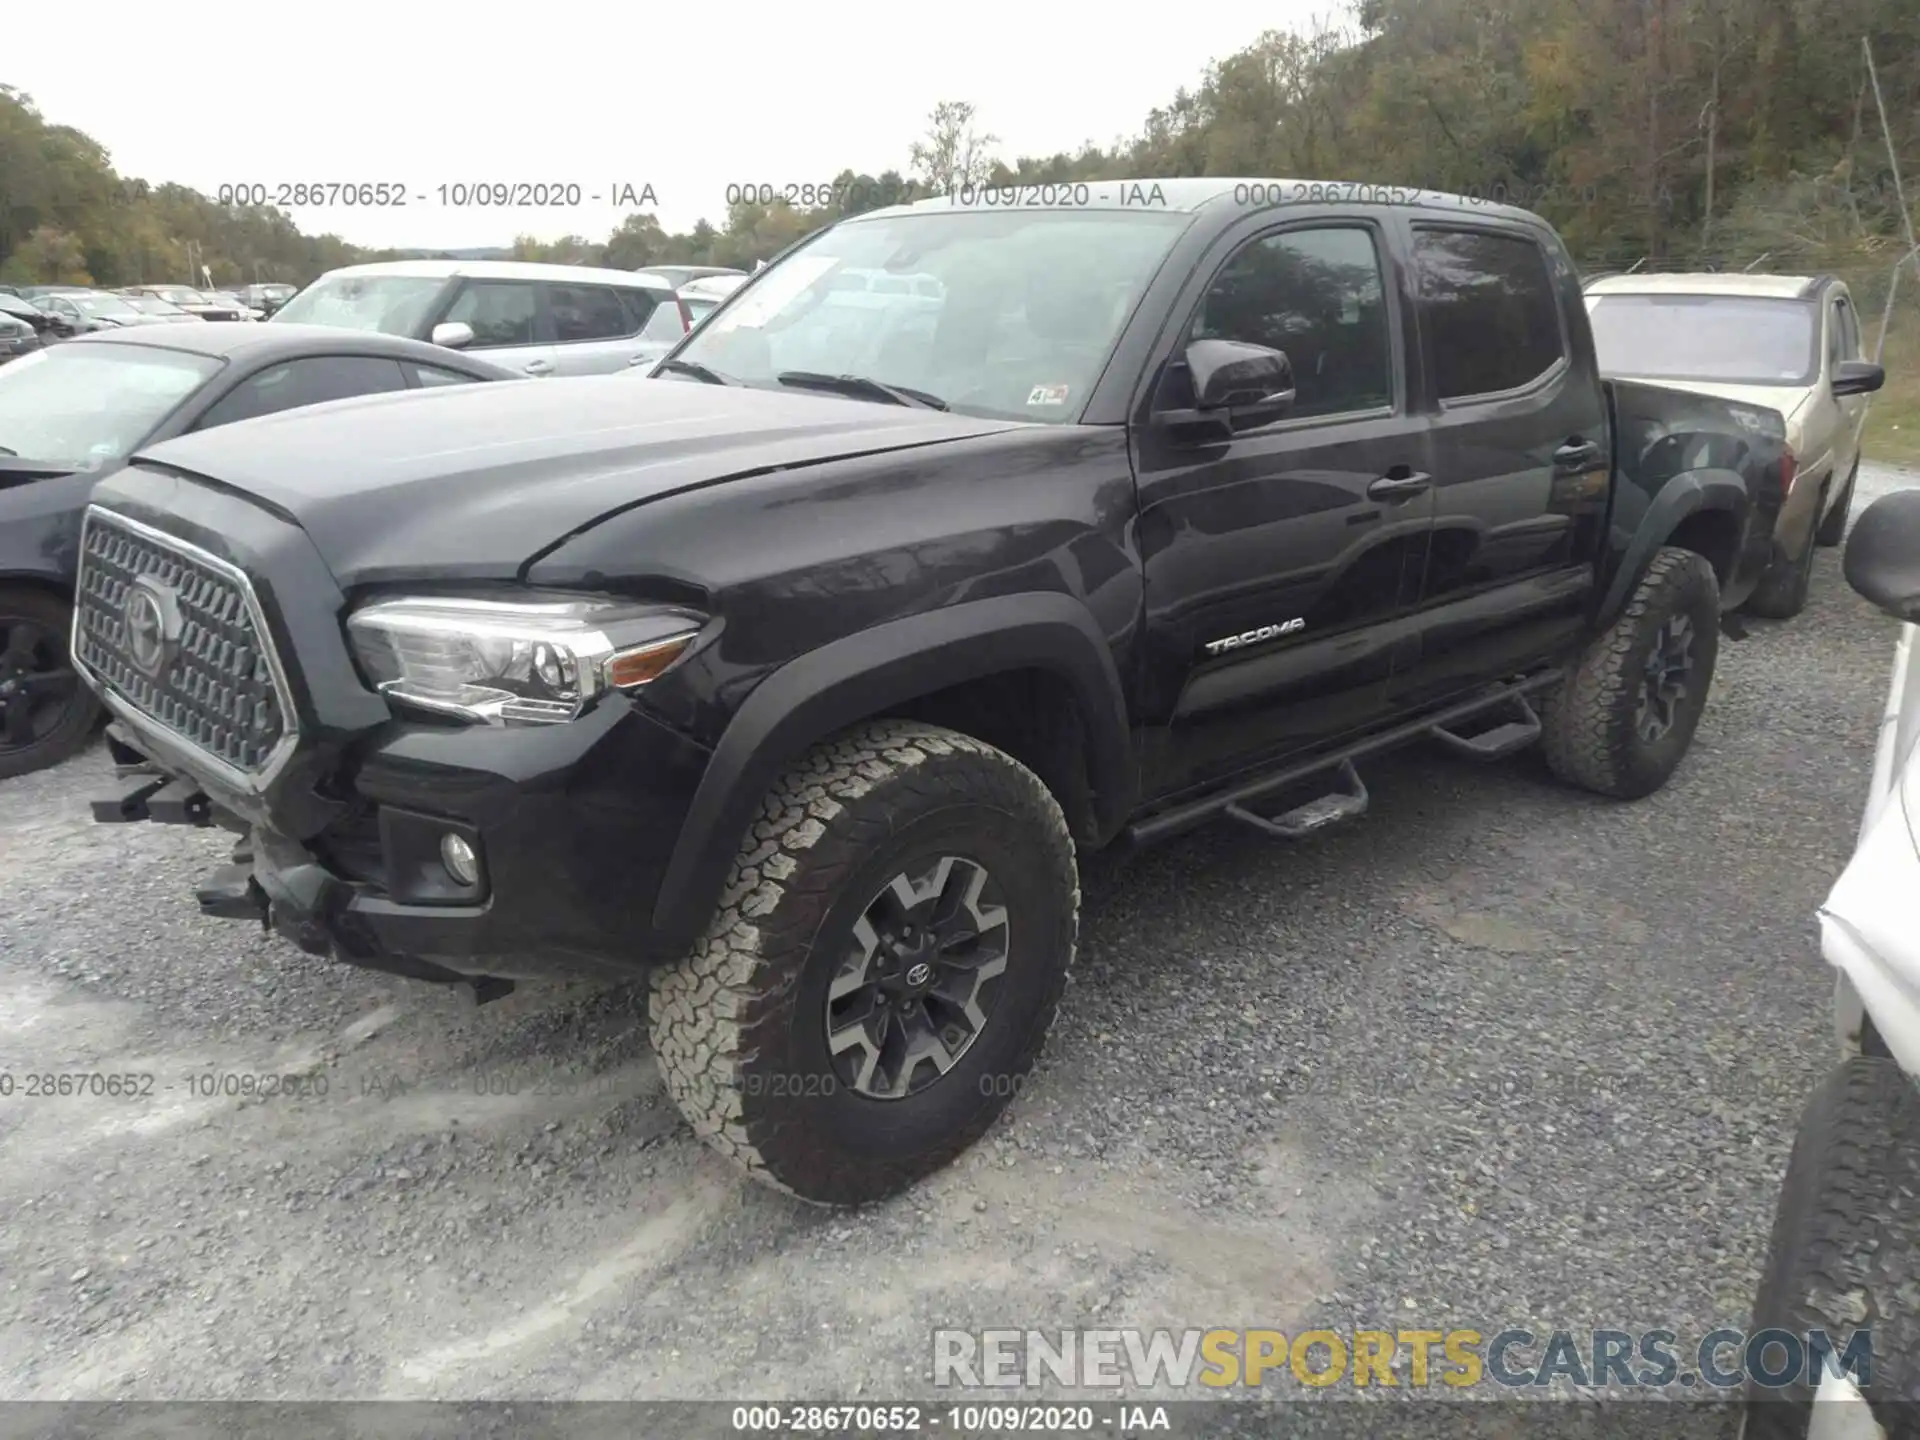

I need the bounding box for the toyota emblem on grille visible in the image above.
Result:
[122,576,182,677]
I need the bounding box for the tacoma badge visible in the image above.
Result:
[1204,618,1305,656]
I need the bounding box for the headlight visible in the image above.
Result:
[346,594,703,726]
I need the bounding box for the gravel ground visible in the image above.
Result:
[0,463,1915,1417]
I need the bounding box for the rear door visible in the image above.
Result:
[1135,213,1434,799]
[545,282,669,376]
[438,278,556,377]
[1391,221,1610,710]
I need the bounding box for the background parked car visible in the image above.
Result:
[117,293,205,323]
[0,292,57,338]
[35,291,173,335]
[269,259,692,376]
[1585,273,1886,620]
[637,265,747,289]
[1744,487,1920,1433]
[0,324,518,778]
[676,272,748,327]
[238,282,297,317]
[207,289,264,320]
[0,311,41,363]
[122,284,247,322]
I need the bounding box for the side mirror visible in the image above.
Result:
[430,321,475,350]
[1843,490,1920,623]
[1158,339,1295,433]
[1833,359,1886,398]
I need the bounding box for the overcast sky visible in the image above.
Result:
[8,1,1332,251]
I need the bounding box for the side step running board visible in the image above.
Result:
[1126,669,1564,848]
[1225,759,1368,839]
[1427,696,1542,762]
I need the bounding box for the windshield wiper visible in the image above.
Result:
[654,358,733,385]
[775,371,948,411]
[0,446,16,457]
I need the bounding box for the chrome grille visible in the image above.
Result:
[73,508,294,779]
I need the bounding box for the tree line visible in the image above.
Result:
[3,0,1915,290]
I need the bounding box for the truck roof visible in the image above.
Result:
[878,177,1540,225]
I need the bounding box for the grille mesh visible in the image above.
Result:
[74,513,289,775]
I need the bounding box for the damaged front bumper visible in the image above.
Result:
[89,687,714,998]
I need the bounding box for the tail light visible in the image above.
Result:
[1778,447,1797,501]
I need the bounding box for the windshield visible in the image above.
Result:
[74,294,141,318]
[148,288,204,304]
[127,296,185,314]
[1587,294,1819,386]
[673,207,1193,421]
[271,274,446,335]
[0,345,222,467]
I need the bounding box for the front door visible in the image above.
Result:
[1830,291,1870,479]
[1392,222,1611,709]
[436,278,557,378]
[1134,218,1433,800]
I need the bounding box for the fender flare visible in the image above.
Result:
[650,592,1135,945]
[1597,468,1752,625]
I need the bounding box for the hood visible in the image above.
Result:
[129,375,1029,586]
[1609,375,1811,427]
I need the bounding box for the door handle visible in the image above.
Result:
[1554,438,1601,470]
[523,359,554,375]
[1367,471,1432,501]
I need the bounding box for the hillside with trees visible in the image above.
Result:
[3,0,1916,449]
[5,0,1913,283]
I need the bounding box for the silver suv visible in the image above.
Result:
[271,260,690,377]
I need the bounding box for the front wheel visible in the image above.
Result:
[1745,1057,1920,1439]
[1540,546,1720,800]
[649,720,1079,1205]
[0,587,101,780]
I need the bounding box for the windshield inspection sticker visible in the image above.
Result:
[1026,384,1071,407]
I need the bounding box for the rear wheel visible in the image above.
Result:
[1816,461,1858,548]
[1540,547,1719,799]
[649,720,1079,1205]
[0,587,99,780]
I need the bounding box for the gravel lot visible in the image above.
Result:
[1,462,1915,1414]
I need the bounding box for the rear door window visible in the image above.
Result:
[547,284,638,343]
[1413,229,1566,400]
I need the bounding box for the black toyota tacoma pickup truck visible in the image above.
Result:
[78,180,1789,1204]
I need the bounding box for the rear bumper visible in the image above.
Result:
[93,692,713,987]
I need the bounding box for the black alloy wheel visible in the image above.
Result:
[825,855,1012,1100]
[1633,612,1695,744]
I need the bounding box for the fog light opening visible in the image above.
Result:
[440,833,480,887]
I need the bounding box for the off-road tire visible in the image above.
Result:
[1816,462,1859,548]
[1745,1057,1920,1439]
[1540,546,1719,800]
[0,587,100,781]
[1747,507,1818,620]
[648,720,1079,1205]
